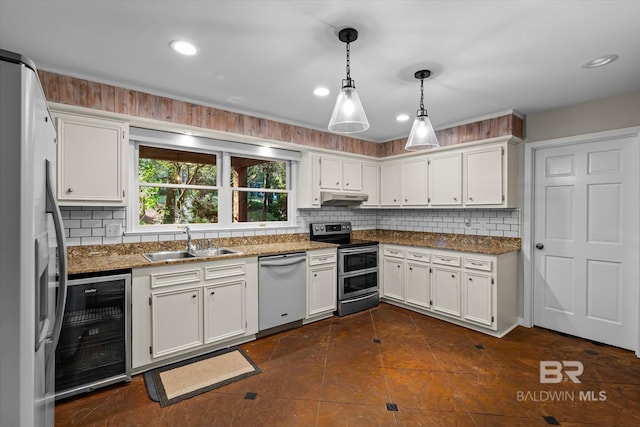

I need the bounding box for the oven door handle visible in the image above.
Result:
[342,294,378,304]
[339,246,378,254]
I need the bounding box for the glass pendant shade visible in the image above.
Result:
[328,81,369,133]
[405,112,438,151]
[405,69,439,151]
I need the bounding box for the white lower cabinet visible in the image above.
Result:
[381,244,517,337]
[306,248,337,322]
[152,286,203,358]
[132,257,258,372]
[204,280,245,344]
[382,245,405,301]
[405,260,431,309]
[463,271,493,327]
[431,266,461,317]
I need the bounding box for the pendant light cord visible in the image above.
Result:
[419,77,425,111]
[345,40,351,81]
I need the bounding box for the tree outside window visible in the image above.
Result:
[138,146,218,225]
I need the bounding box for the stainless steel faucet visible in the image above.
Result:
[183,226,195,254]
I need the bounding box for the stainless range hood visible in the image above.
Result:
[320,191,368,207]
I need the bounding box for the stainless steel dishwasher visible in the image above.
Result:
[258,252,306,335]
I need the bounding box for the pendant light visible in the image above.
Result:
[328,28,369,134]
[405,69,439,151]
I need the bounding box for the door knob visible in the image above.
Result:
[535,243,544,250]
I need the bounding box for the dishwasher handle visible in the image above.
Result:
[260,256,306,268]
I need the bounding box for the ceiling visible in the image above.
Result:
[1,1,639,143]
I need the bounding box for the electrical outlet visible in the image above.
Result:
[106,223,122,237]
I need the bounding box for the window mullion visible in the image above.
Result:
[218,152,233,226]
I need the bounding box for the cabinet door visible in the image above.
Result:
[406,261,431,309]
[382,257,404,301]
[431,266,461,317]
[151,287,202,358]
[204,280,245,344]
[464,145,503,205]
[310,154,321,206]
[56,113,127,204]
[463,272,494,327]
[308,264,337,316]
[430,152,462,206]
[402,157,429,206]
[361,162,379,206]
[380,162,402,206]
[320,156,342,190]
[342,159,362,191]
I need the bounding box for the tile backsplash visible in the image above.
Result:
[62,206,520,246]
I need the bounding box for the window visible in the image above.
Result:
[138,146,219,225]
[130,127,299,232]
[230,156,288,223]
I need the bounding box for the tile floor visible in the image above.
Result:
[55,303,640,426]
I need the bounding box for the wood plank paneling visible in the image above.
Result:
[38,70,524,157]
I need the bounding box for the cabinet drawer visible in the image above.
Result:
[204,263,245,280]
[406,250,430,262]
[309,252,337,266]
[432,254,461,267]
[463,258,493,272]
[151,268,201,288]
[383,246,405,258]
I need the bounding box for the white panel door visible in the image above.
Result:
[533,136,639,350]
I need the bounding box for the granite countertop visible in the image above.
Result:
[67,230,521,275]
[352,230,521,255]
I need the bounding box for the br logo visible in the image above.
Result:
[540,361,584,383]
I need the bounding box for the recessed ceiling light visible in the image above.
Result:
[169,40,198,56]
[581,54,618,69]
[313,87,330,97]
[396,114,410,122]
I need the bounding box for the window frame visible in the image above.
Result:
[127,127,299,234]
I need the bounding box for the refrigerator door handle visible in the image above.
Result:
[44,159,67,370]
[34,233,50,352]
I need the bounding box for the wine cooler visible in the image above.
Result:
[55,270,131,399]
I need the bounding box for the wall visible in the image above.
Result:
[62,206,520,246]
[526,90,640,142]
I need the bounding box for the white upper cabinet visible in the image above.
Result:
[462,142,518,207]
[341,159,363,191]
[297,138,518,209]
[429,152,462,206]
[402,157,429,206]
[464,144,503,205]
[361,162,380,207]
[320,155,362,191]
[380,162,402,206]
[319,156,342,190]
[54,111,128,206]
[297,151,373,208]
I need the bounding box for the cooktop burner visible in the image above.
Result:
[309,222,378,248]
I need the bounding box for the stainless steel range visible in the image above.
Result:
[309,222,379,316]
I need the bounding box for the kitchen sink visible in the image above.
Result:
[194,247,242,257]
[142,250,196,262]
[143,247,242,262]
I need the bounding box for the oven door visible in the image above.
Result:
[339,269,378,300]
[338,246,378,275]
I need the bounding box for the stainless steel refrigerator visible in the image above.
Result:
[0,49,68,427]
